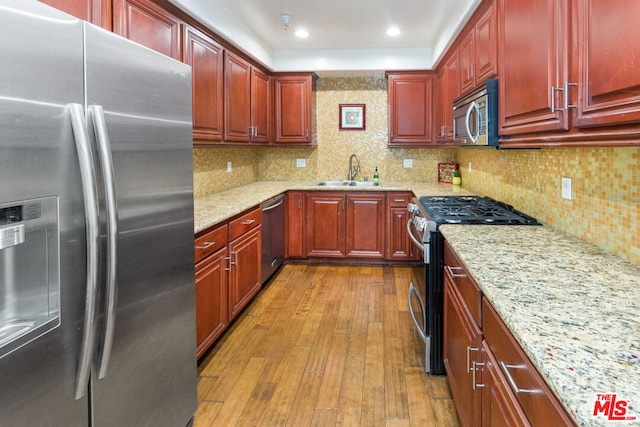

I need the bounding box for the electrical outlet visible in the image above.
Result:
[468,162,472,173]
[296,158,306,168]
[227,161,232,173]
[403,158,413,168]
[561,177,572,200]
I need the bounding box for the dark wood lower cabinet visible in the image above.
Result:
[195,247,228,359]
[228,226,262,319]
[480,341,529,427]
[444,271,482,427]
[305,192,346,257]
[345,193,385,258]
[285,191,306,258]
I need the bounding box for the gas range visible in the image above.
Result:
[406,194,539,376]
[415,195,539,226]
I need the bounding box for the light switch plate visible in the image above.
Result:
[403,159,413,168]
[227,161,232,173]
[296,158,306,168]
[562,176,572,200]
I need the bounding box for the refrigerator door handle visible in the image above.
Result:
[69,103,101,400]
[89,105,119,379]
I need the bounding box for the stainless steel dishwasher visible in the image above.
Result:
[260,194,285,284]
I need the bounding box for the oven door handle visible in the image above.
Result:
[407,219,425,253]
[408,283,427,343]
[407,219,429,264]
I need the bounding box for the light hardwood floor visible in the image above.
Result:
[195,264,460,427]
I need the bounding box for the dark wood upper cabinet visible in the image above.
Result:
[224,51,253,142]
[435,51,460,144]
[497,0,570,137]
[573,0,640,129]
[273,74,316,144]
[458,0,497,96]
[224,51,272,144]
[183,25,224,144]
[251,68,272,144]
[113,0,182,60]
[387,71,435,146]
[40,0,111,29]
[458,30,476,95]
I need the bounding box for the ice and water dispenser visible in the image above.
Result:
[0,197,60,358]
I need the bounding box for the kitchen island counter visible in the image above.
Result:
[440,224,640,427]
[194,180,472,234]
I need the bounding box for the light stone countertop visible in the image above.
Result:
[439,224,640,427]
[193,180,472,234]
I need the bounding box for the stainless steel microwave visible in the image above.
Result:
[453,79,498,147]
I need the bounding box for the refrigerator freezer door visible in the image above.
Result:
[0,2,89,426]
[84,24,197,426]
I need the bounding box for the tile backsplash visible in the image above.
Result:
[457,146,639,264]
[192,77,638,265]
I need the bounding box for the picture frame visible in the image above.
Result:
[339,104,366,130]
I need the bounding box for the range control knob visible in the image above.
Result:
[407,203,419,214]
[413,217,427,231]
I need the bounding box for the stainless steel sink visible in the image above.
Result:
[316,180,379,187]
[348,181,379,187]
[316,180,350,186]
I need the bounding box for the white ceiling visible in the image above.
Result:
[170,0,481,74]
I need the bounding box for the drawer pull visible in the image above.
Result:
[225,256,231,271]
[196,241,216,250]
[241,219,256,225]
[500,361,539,394]
[446,265,467,278]
[394,199,406,203]
[472,360,485,390]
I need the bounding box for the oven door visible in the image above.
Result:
[406,218,430,372]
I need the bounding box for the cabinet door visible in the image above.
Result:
[195,248,228,358]
[345,193,385,258]
[273,75,314,144]
[224,51,252,142]
[228,226,262,319]
[113,0,181,60]
[285,191,305,258]
[459,30,476,95]
[183,25,224,144]
[305,193,345,257]
[474,2,498,85]
[388,72,434,145]
[498,0,570,136]
[444,273,482,427]
[481,342,530,427]
[251,68,271,143]
[387,207,413,260]
[436,52,460,143]
[574,0,640,128]
[40,0,111,29]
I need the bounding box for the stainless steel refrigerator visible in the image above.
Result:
[0,1,197,425]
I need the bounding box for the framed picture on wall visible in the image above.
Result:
[339,104,366,130]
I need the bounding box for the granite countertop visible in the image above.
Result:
[439,224,640,427]
[193,180,472,234]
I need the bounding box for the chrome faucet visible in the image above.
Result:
[347,154,361,181]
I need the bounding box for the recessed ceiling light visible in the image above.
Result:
[386,27,401,37]
[295,29,309,38]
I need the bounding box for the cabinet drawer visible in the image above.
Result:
[229,207,261,241]
[387,192,412,208]
[444,242,482,326]
[482,298,575,426]
[195,224,228,263]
